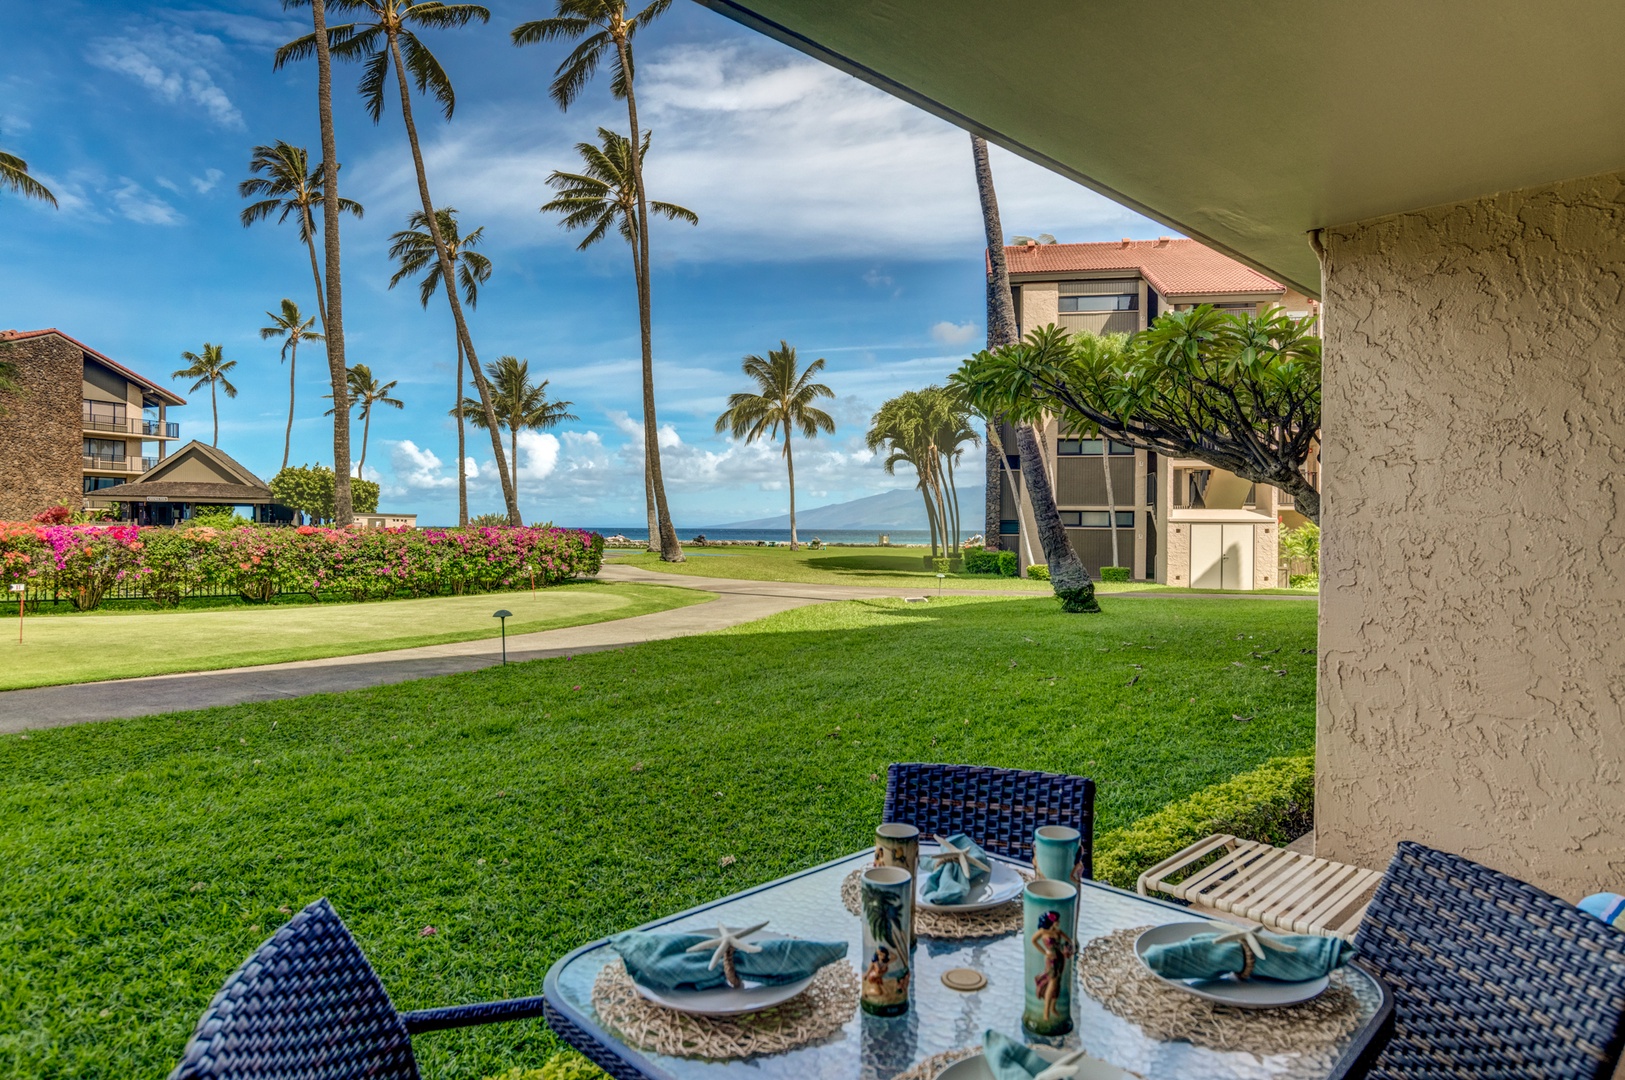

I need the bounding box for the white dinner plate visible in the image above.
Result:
[1133,922,1330,1009]
[630,932,816,1016]
[935,1044,1135,1080]
[916,849,1026,912]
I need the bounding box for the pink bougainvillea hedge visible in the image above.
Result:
[0,522,606,611]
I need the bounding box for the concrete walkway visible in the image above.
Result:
[0,563,1310,732]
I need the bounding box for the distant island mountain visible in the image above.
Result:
[706,486,984,531]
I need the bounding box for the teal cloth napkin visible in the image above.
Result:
[981,1029,1050,1080]
[921,833,990,904]
[1143,927,1353,982]
[610,930,847,993]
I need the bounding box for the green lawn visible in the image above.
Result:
[614,546,1316,596]
[0,593,1316,1080]
[0,582,709,690]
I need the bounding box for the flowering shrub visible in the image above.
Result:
[0,523,604,611]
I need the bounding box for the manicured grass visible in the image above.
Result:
[0,582,710,690]
[0,593,1315,1080]
[614,546,1317,597]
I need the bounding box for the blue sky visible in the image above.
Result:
[1,1,1161,527]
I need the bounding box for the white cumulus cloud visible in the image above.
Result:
[86,25,245,130]
[931,321,979,346]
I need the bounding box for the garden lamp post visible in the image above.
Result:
[936,573,946,597]
[10,583,24,644]
[493,609,512,664]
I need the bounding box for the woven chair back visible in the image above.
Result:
[169,898,419,1080]
[883,762,1096,878]
[1354,840,1625,1079]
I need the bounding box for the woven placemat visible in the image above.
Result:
[1076,926,1363,1059]
[840,866,1032,939]
[591,958,858,1060]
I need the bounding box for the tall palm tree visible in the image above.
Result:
[259,299,324,470]
[456,356,577,502]
[515,0,683,561]
[1,144,56,206]
[542,127,695,554]
[387,206,490,526]
[868,392,948,558]
[925,385,979,556]
[239,142,362,335]
[276,2,360,525]
[713,341,834,551]
[970,134,1096,611]
[277,0,522,527]
[173,344,239,447]
[327,364,404,477]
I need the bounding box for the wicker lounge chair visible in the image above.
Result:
[168,898,551,1080]
[1354,840,1625,1079]
[1136,834,1382,941]
[883,762,1096,879]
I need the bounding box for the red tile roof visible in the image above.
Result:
[1000,238,1286,297]
[0,327,186,405]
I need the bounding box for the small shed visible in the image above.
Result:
[97,441,279,526]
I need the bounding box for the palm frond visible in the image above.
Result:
[402,32,456,119]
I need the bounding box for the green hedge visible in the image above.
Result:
[997,551,1018,577]
[485,1051,605,1080]
[1100,566,1131,583]
[964,549,1020,577]
[1027,564,1050,581]
[1093,754,1314,889]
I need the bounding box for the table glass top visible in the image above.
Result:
[549,851,1383,1080]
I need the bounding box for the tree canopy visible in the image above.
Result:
[952,306,1322,523]
[271,464,380,522]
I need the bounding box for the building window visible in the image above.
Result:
[1058,293,1137,313]
[1214,302,1256,316]
[1057,438,1134,455]
[82,400,127,432]
[999,519,1021,535]
[84,438,126,460]
[1062,511,1135,528]
[83,475,122,493]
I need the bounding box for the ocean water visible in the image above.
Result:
[582,526,944,546]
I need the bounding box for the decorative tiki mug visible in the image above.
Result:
[1032,825,1081,884]
[1022,879,1078,1036]
[875,823,920,944]
[859,866,914,1016]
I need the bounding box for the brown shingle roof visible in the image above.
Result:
[93,480,275,503]
[1000,238,1286,296]
[0,328,187,406]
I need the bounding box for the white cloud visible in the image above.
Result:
[190,168,224,194]
[109,179,182,226]
[351,40,1159,263]
[388,440,457,490]
[517,430,560,481]
[155,177,182,194]
[931,321,979,346]
[86,26,245,130]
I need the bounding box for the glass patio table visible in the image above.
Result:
[543,849,1393,1080]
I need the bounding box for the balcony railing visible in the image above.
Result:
[82,456,158,473]
[81,415,181,438]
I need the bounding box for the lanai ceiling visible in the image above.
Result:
[697,0,1625,296]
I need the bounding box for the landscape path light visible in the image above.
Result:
[9,583,24,644]
[493,609,512,665]
[936,573,946,597]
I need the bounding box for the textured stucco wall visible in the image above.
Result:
[1165,520,1190,586]
[0,335,81,520]
[1318,169,1625,898]
[1253,522,1277,589]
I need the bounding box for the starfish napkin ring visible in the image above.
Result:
[686,921,769,988]
[1209,924,1297,980]
[929,834,991,877]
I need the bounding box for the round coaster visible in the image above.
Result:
[941,967,987,992]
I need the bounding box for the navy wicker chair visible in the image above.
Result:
[1352,840,1625,1079]
[883,762,1096,879]
[169,898,554,1080]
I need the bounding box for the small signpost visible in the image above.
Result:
[528,564,536,596]
[493,609,513,664]
[936,573,946,597]
[9,583,26,644]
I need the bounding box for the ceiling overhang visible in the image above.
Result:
[696,0,1625,298]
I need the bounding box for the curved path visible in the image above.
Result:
[0,563,1308,732]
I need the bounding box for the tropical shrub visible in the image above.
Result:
[1289,573,1319,591]
[1280,522,1320,574]
[963,549,1000,574]
[1027,563,1049,581]
[270,465,381,522]
[0,523,604,611]
[1100,566,1131,582]
[470,512,509,527]
[996,550,1018,577]
[484,1050,605,1080]
[932,557,952,573]
[188,508,255,529]
[1092,754,1314,889]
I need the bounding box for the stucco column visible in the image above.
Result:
[1317,170,1625,899]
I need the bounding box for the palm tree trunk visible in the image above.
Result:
[359,406,372,478]
[928,457,950,558]
[510,425,519,502]
[301,207,329,331]
[283,340,297,471]
[644,453,659,552]
[921,484,939,556]
[973,135,1020,558]
[455,334,467,526]
[945,450,962,556]
[612,32,682,563]
[1101,441,1120,568]
[984,425,1001,549]
[785,435,797,550]
[310,0,353,526]
[384,30,520,527]
[971,133,1093,609]
[211,379,219,446]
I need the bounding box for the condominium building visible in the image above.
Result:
[0,328,185,519]
[992,238,1318,589]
